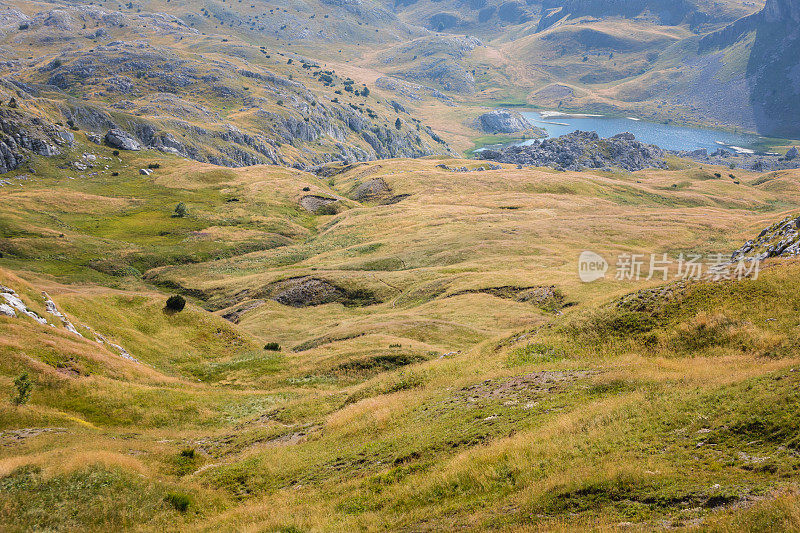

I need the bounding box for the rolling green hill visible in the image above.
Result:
[4,121,800,528]
[4,0,800,530]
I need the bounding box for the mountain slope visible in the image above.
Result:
[0,3,452,171]
[696,0,800,137]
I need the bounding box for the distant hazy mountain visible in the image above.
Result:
[699,0,800,137]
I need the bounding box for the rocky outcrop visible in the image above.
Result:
[0,285,48,325]
[105,128,142,151]
[0,108,71,174]
[349,178,391,202]
[476,109,536,134]
[676,147,800,172]
[786,147,799,160]
[435,163,501,172]
[477,131,667,171]
[42,291,81,335]
[15,33,451,169]
[300,195,339,213]
[730,215,800,262]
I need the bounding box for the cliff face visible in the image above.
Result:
[747,0,800,138]
[763,0,800,23]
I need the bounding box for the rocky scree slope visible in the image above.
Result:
[477,130,666,171]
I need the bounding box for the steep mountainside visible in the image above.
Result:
[696,0,800,137]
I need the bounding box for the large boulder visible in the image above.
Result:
[105,128,142,151]
[477,109,534,134]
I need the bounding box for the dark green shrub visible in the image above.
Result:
[172,202,187,218]
[264,342,281,351]
[165,295,186,312]
[11,372,32,406]
[164,492,191,512]
[179,448,195,458]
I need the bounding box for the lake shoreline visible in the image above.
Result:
[470,108,798,156]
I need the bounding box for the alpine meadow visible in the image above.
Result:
[3,0,800,531]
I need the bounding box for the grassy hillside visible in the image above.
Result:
[4,139,800,529]
[4,0,800,530]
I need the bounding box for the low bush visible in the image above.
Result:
[165,295,186,312]
[172,203,187,218]
[164,492,191,513]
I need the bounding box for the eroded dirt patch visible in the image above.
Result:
[300,195,338,213]
[449,285,567,311]
[258,276,380,308]
[456,370,593,403]
[0,428,67,447]
[349,178,391,202]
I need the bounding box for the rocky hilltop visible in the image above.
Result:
[477,130,667,171]
[476,108,541,134]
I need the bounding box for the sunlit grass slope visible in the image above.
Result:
[4,146,800,530]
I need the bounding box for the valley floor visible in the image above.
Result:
[3,145,800,531]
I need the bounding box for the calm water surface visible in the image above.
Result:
[517,110,771,153]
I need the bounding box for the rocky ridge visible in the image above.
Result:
[0,5,453,172]
[477,130,667,171]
